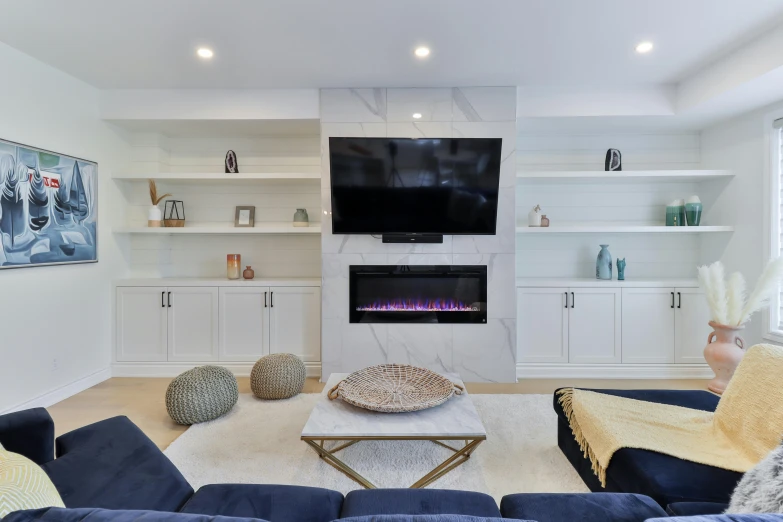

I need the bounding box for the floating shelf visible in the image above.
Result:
[113,223,322,235]
[517,170,733,184]
[112,172,320,181]
[516,225,734,234]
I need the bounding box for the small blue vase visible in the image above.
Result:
[596,244,612,280]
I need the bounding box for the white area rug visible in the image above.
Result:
[164,393,588,502]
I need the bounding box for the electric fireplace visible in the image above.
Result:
[349,265,487,324]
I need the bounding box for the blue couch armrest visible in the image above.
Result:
[645,513,783,522]
[3,507,270,521]
[0,408,54,465]
[666,503,729,516]
[338,517,529,522]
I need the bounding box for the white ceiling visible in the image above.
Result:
[1,0,782,90]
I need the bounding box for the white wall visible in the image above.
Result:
[700,101,783,346]
[0,43,130,412]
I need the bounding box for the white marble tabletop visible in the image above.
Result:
[301,373,487,439]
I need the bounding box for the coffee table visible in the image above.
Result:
[301,372,486,489]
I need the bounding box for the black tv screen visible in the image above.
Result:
[329,137,502,235]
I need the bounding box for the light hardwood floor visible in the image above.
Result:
[47,377,710,450]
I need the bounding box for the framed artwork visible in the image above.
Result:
[0,138,98,269]
[234,206,255,227]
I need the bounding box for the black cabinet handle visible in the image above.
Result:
[671,292,675,309]
[677,292,682,309]
[264,291,268,308]
[271,291,274,308]
[564,292,568,309]
[161,291,165,308]
[168,292,172,308]
[571,292,575,309]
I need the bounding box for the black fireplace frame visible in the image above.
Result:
[349,265,488,324]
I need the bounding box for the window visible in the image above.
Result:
[767,120,783,340]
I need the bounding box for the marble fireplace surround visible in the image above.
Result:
[320,87,517,383]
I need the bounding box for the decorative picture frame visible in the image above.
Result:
[234,206,255,227]
[0,137,98,269]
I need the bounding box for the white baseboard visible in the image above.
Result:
[2,367,112,414]
[112,362,322,379]
[516,363,714,379]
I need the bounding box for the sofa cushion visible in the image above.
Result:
[646,513,783,522]
[41,416,193,512]
[666,502,729,516]
[340,489,500,518]
[0,449,64,517]
[499,493,666,522]
[553,388,743,506]
[0,408,54,465]
[2,507,269,521]
[179,484,343,522]
[340,515,534,522]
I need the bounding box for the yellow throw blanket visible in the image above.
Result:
[558,344,783,487]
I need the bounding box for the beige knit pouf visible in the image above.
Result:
[250,353,306,400]
[166,365,239,425]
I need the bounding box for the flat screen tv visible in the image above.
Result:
[329,137,502,235]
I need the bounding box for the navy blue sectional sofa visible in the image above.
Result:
[0,405,774,522]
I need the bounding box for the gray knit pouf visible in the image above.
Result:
[250,353,306,400]
[166,365,239,425]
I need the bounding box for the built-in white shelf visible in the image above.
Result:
[517,169,733,184]
[113,223,321,235]
[516,278,699,288]
[112,172,320,181]
[516,225,734,234]
[115,277,321,287]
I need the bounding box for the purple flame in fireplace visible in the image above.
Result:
[356,298,478,312]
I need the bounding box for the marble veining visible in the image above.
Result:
[302,373,485,438]
[320,87,517,383]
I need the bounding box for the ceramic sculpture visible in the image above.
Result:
[596,245,612,280]
[605,149,622,171]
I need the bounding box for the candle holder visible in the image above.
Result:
[227,254,241,280]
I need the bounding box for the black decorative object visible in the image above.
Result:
[163,200,186,227]
[225,150,238,174]
[605,149,622,171]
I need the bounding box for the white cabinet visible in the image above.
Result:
[568,288,621,364]
[675,288,711,363]
[116,283,321,365]
[621,288,676,363]
[167,287,219,362]
[219,287,269,361]
[517,288,568,363]
[268,286,321,362]
[516,287,620,364]
[116,287,168,362]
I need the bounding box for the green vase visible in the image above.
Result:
[666,203,686,226]
[685,202,702,226]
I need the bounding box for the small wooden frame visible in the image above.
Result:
[234,206,255,227]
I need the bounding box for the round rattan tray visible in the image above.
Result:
[327,364,463,413]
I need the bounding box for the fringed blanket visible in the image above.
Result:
[558,344,783,486]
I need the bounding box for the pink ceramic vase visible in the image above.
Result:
[703,321,745,395]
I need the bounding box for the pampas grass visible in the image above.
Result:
[697,259,783,326]
[148,179,171,206]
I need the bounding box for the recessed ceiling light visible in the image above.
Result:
[412,113,422,119]
[414,47,430,58]
[197,47,214,59]
[635,41,653,54]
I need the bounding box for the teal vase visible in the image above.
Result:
[685,202,702,226]
[666,202,686,226]
[596,244,612,280]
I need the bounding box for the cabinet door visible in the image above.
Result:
[116,287,168,362]
[675,288,712,363]
[568,288,621,363]
[517,288,569,363]
[268,286,321,362]
[219,287,270,361]
[621,288,675,363]
[167,287,219,362]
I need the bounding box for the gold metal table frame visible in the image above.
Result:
[302,435,486,489]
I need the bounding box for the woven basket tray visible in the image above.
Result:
[327,364,463,413]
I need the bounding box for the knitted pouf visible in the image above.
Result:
[166,366,239,425]
[250,353,306,400]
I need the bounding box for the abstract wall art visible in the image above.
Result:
[0,138,97,269]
